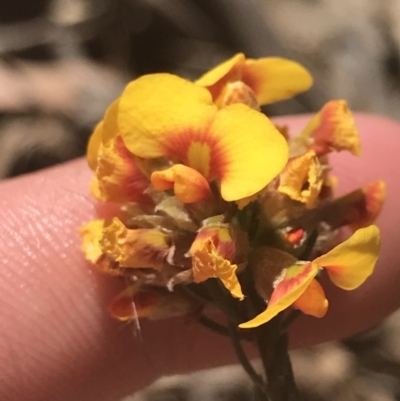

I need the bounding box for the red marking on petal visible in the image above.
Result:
[116,137,152,203]
[163,128,226,182]
[193,226,236,261]
[269,262,315,307]
[94,136,152,204]
[353,181,386,229]
[340,181,386,230]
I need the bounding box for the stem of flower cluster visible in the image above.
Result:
[241,271,301,401]
[227,321,265,392]
[253,317,300,401]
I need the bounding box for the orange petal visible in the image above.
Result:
[293,279,328,318]
[283,227,306,247]
[79,219,105,263]
[108,285,161,321]
[151,164,212,203]
[242,57,313,105]
[314,225,381,290]
[239,262,318,328]
[350,180,386,230]
[92,136,151,204]
[109,287,197,321]
[195,53,246,103]
[300,100,361,156]
[101,218,171,270]
[278,150,323,208]
[190,225,243,299]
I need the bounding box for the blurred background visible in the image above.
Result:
[2,0,400,399]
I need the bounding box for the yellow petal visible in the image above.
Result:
[195,53,246,102]
[151,164,213,203]
[93,136,151,204]
[87,121,104,171]
[196,54,312,107]
[300,100,361,156]
[79,219,105,263]
[314,225,381,290]
[209,104,289,201]
[118,73,216,158]
[278,150,323,208]
[243,57,313,105]
[239,262,318,328]
[102,98,120,144]
[101,217,171,270]
[190,225,244,299]
[119,74,288,202]
[87,99,121,171]
[293,278,328,318]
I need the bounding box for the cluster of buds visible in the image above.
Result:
[80,53,384,329]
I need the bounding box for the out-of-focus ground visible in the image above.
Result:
[1,0,400,400]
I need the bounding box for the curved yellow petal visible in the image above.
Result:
[278,150,323,208]
[314,225,381,290]
[243,57,313,105]
[151,164,212,203]
[300,100,361,156]
[93,136,151,204]
[101,217,171,271]
[87,121,103,170]
[293,278,328,318]
[102,98,120,144]
[79,219,105,263]
[118,73,216,158]
[209,103,289,201]
[239,262,318,328]
[195,53,246,102]
[190,225,243,299]
[87,98,120,171]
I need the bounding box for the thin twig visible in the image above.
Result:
[198,315,231,338]
[227,320,265,391]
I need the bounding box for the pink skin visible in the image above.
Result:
[0,114,399,401]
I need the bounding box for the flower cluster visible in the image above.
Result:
[81,53,384,328]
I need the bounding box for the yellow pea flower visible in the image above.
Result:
[196,53,313,107]
[118,73,289,202]
[240,225,380,328]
